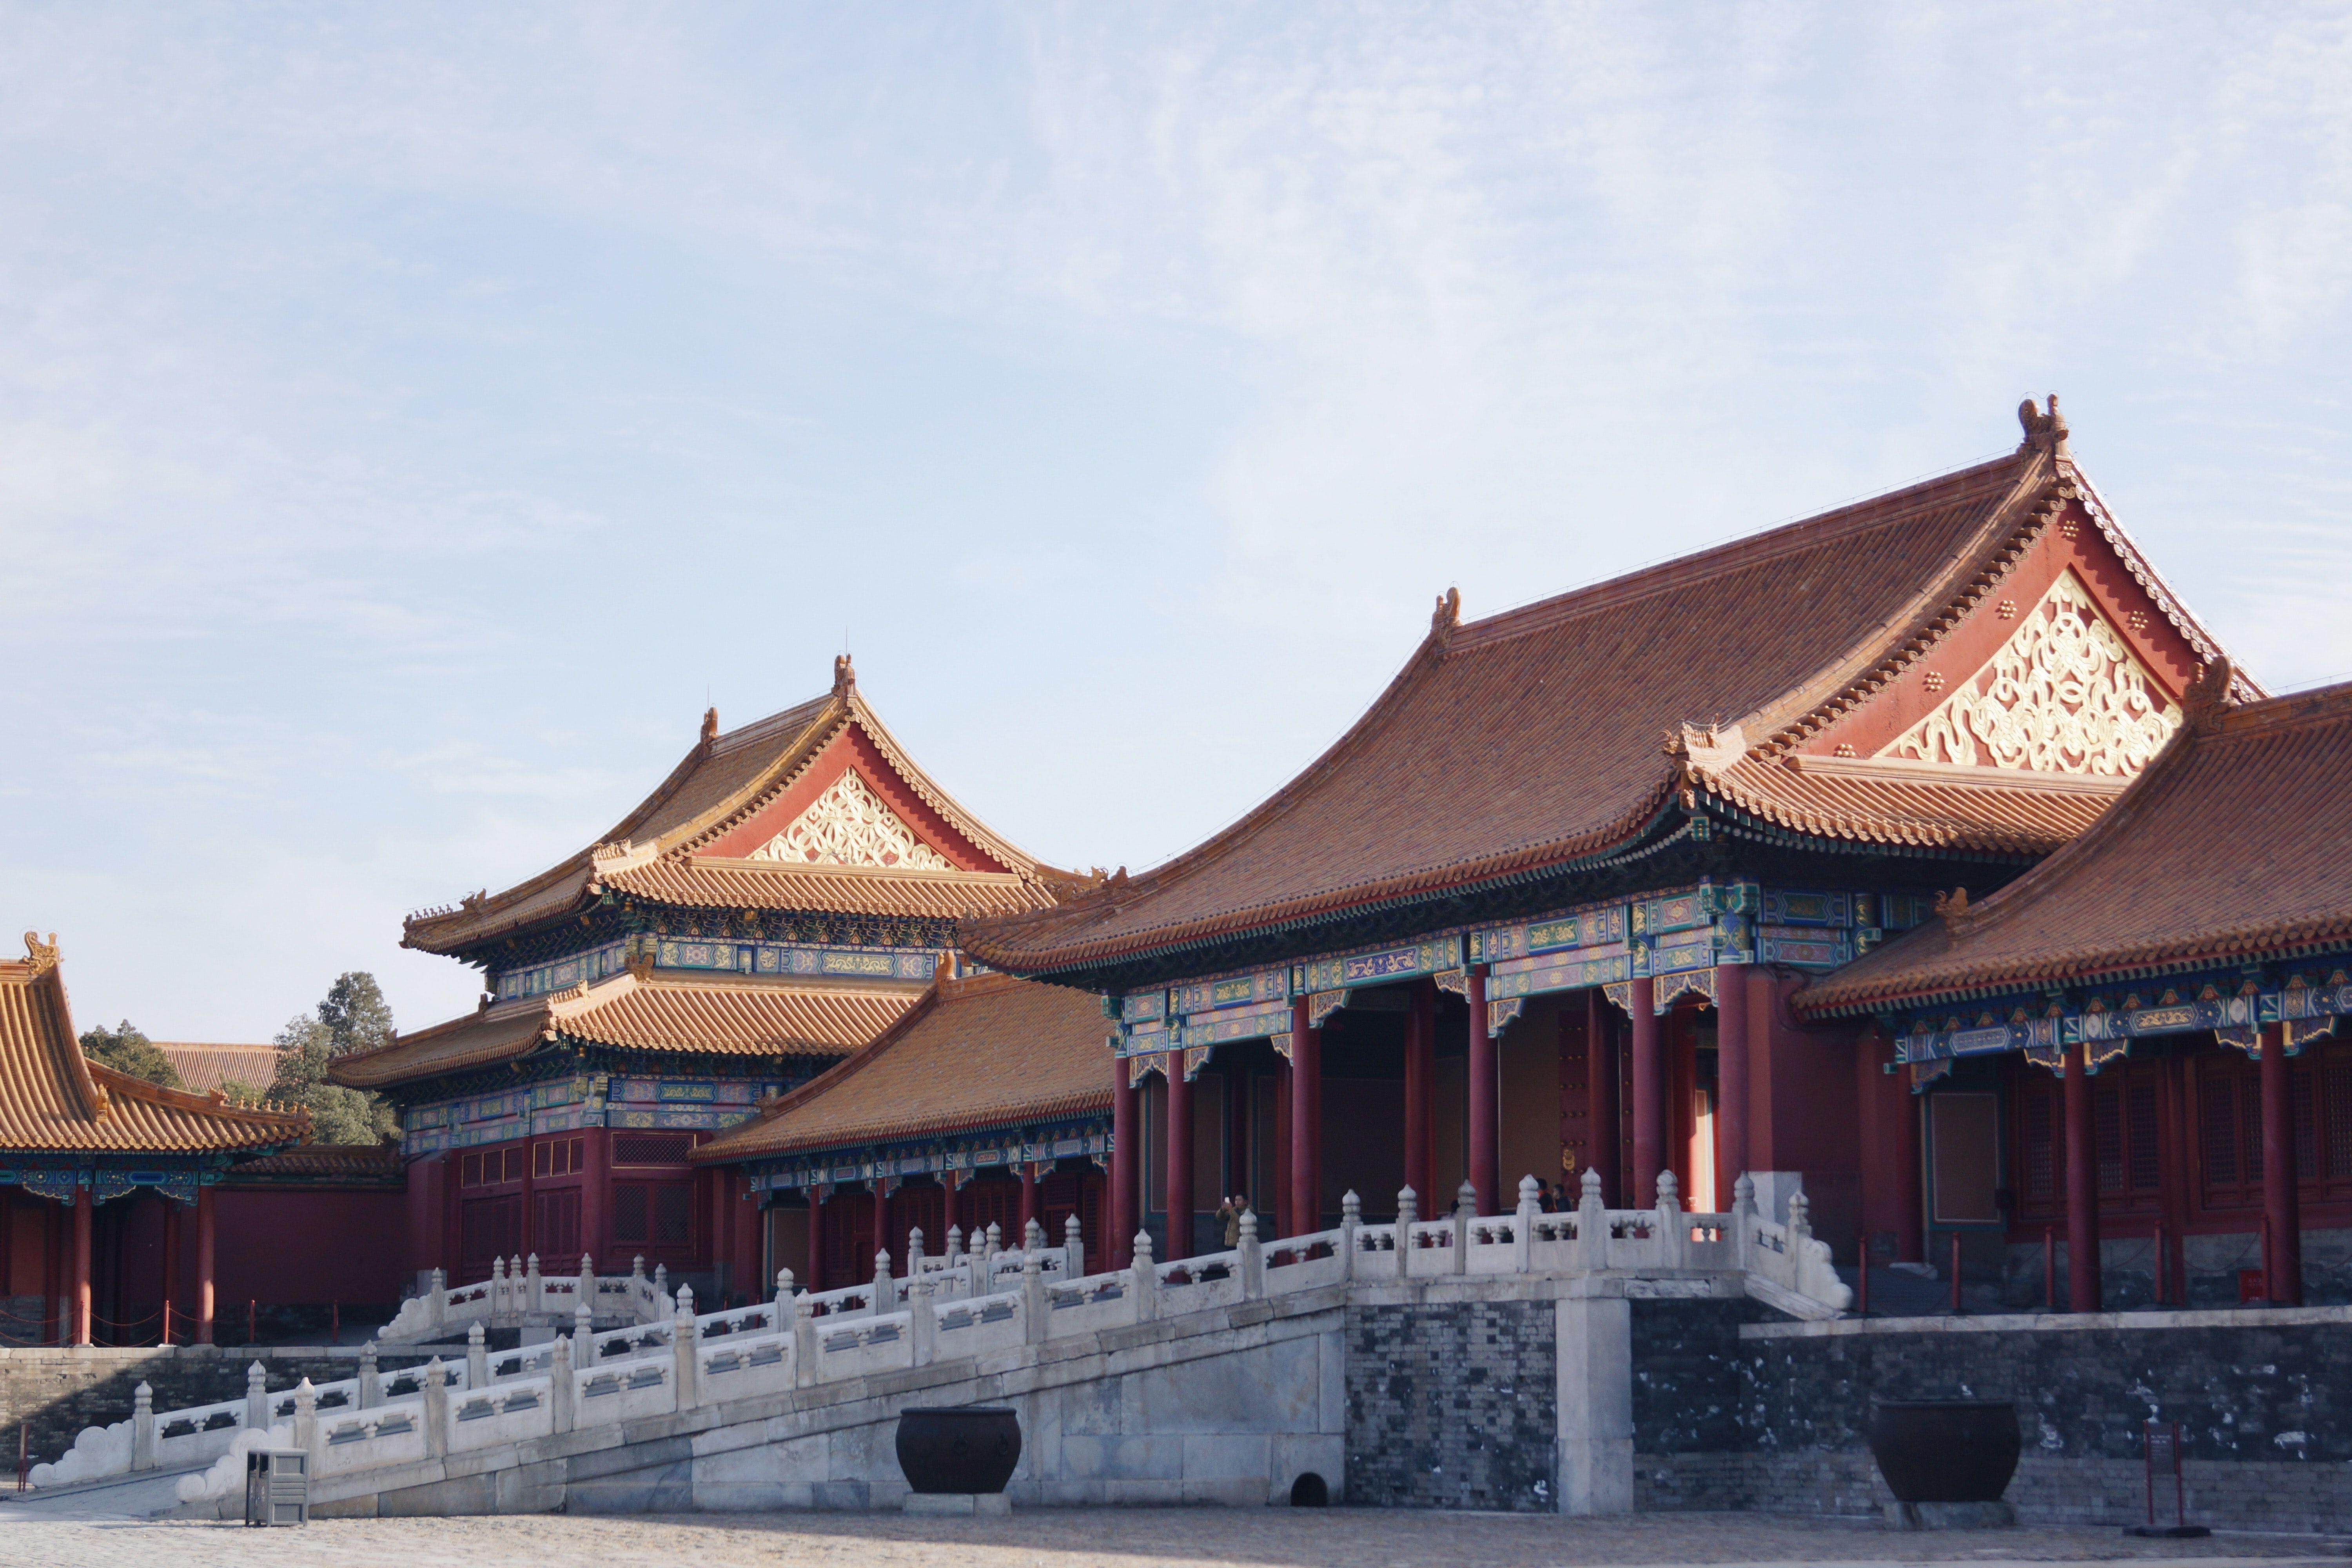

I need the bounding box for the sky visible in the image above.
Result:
[5,4,2352,1042]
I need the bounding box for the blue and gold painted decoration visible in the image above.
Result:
[1488,942,1631,1002]
[745,1121,1112,1195]
[1180,998,1294,1050]
[399,1069,800,1156]
[495,936,940,1000]
[495,942,632,1001]
[1757,925,1852,968]
[1172,967,1290,1016]
[1296,936,1465,994]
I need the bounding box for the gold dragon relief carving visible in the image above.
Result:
[1881,569,2180,775]
[748,769,953,871]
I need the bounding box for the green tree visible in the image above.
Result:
[79,1021,181,1090]
[267,971,400,1145]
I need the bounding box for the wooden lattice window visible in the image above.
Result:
[612,1180,695,1249]
[613,1132,694,1167]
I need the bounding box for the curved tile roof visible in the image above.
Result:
[692,973,1111,1163]
[967,420,2251,980]
[404,667,1054,956]
[1,936,309,1154]
[155,1042,282,1096]
[331,971,919,1089]
[1798,672,2352,1015]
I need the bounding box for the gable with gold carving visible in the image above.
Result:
[1882,569,2179,775]
[748,769,951,870]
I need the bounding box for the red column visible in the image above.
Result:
[1287,1000,1321,1237]
[162,1199,182,1337]
[1891,1051,1924,1265]
[1466,965,1498,1214]
[2063,1040,2102,1312]
[44,1201,63,1346]
[808,1189,827,1292]
[1018,1164,1040,1243]
[578,1131,607,1273]
[1630,977,1663,1206]
[1164,1063,1193,1260]
[2158,1056,2192,1304]
[1714,963,1749,1200]
[1405,980,1436,1209]
[195,1184,216,1344]
[71,1194,93,1346]
[1105,1048,1134,1269]
[942,1172,962,1258]
[1272,1055,1293,1236]
[2259,1023,2303,1305]
[1587,992,1622,1205]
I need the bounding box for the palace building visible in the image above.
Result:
[331,659,1064,1305]
[954,396,2300,1305]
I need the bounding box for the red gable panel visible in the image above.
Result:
[694,722,1005,873]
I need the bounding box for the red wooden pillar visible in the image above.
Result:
[1105,1053,1134,1260]
[578,1131,608,1272]
[2259,1023,2303,1305]
[44,1201,63,1345]
[1224,1063,1247,1204]
[2063,1039,2102,1312]
[941,1171,962,1260]
[1287,999,1321,1237]
[1630,977,1663,1206]
[1714,962,1749,1198]
[71,1193,93,1346]
[1017,1165,1040,1244]
[1272,1055,1292,1237]
[162,1199,182,1336]
[1587,991,1621,1206]
[1164,1062,1194,1260]
[808,1189,827,1292]
[1891,1050,1924,1265]
[1466,966,1497,1214]
[2157,1055,2192,1304]
[1405,979,1436,1209]
[194,1183,217,1344]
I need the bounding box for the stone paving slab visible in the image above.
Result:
[0,1508,2346,1568]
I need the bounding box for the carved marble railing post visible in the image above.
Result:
[632,1255,645,1282]
[1515,1175,1541,1273]
[652,1263,668,1309]
[1339,1190,1361,1281]
[983,1222,1002,1289]
[672,1286,699,1410]
[792,1296,817,1389]
[524,1252,542,1315]
[292,1378,319,1467]
[870,1251,891,1319]
[426,1268,447,1336]
[243,1361,269,1430]
[907,1227,926,1275]
[1655,1170,1684,1268]
[131,1382,155,1472]
[578,1252,596,1318]
[1238,1208,1264,1299]
[573,1301,597,1366]
[910,1276,936,1367]
[1394,1187,1417,1279]
[489,1256,508,1323]
[466,1322,489,1389]
[774,1267,795,1309]
[1452,1181,1476,1275]
[1577,1168,1608,1273]
[1064,1212,1085,1279]
[422,1358,449,1458]
[358,1341,382,1409]
[550,1334,575,1434]
[1023,1216,1046,1258]
[1020,1251,1046,1346]
[1129,1231,1157,1322]
[944,1224,964,1268]
[1731,1173,1757,1273]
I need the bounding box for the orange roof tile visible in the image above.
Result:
[403,669,1056,956]
[155,1042,282,1096]
[693,974,1111,1162]
[222,1138,406,1183]
[0,936,310,1154]
[331,971,920,1089]
[1798,671,2352,1014]
[967,417,2250,980]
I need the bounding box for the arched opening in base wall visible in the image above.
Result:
[1289,1472,1329,1507]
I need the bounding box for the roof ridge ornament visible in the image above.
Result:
[21,930,58,975]
[701,706,719,746]
[833,653,857,697]
[1431,586,1461,641]
[2017,393,2071,460]
[2184,655,2234,735]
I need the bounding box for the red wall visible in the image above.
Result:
[211,1189,412,1307]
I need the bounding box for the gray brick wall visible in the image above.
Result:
[1343,1301,1558,1511]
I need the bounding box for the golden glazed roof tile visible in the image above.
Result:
[692,974,1111,1163]
[403,673,1058,956]
[330,971,920,1090]
[154,1042,283,1096]
[1798,673,2352,1013]
[0,936,309,1154]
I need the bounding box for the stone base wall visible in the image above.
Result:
[1343,1300,1558,1511]
[1997,1227,2352,1310]
[0,1345,432,1469]
[1635,1450,2352,1533]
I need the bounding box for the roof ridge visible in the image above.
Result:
[1450,454,2025,653]
[2204,677,2352,739]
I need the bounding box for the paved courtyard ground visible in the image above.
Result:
[1,1505,2347,1568]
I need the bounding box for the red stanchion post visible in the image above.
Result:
[2152,1225,2167,1307]
[1857,1229,1870,1318]
[248,1299,256,1344]
[160,1298,171,1348]
[2043,1226,2056,1310]
[332,1301,340,1346]
[1949,1232,1963,1314]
